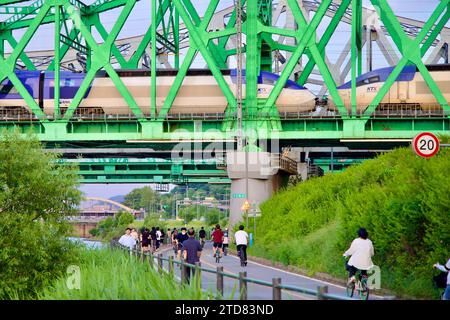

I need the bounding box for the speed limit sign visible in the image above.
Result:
[412,132,440,158]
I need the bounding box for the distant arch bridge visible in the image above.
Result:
[70,196,143,221]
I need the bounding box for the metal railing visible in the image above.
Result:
[111,241,351,300]
[1,105,449,122]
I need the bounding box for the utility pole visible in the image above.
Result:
[236,0,243,151]
[235,0,249,230]
[196,195,200,220]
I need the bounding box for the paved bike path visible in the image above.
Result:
[160,241,380,300]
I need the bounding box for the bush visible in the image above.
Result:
[0,130,82,299]
[254,147,450,298]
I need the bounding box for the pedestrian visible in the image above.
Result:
[199,226,206,248]
[434,258,450,300]
[150,227,157,253]
[156,227,162,250]
[141,228,150,253]
[223,227,229,256]
[182,228,203,284]
[167,228,172,245]
[118,228,135,250]
[160,228,165,245]
[176,227,189,259]
[131,228,139,248]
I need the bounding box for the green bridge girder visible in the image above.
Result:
[58,157,230,184]
[0,0,449,142]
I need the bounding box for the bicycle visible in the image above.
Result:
[172,241,178,257]
[214,248,221,263]
[238,246,246,267]
[223,244,228,256]
[344,257,369,300]
[200,238,205,248]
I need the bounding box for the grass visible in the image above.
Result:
[37,247,213,300]
[249,148,450,299]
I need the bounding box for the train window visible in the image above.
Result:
[0,84,18,95]
[262,77,275,85]
[369,76,380,84]
[357,76,380,87]
[63,79,75,87]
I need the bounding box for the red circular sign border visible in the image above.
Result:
[412,132,440,158]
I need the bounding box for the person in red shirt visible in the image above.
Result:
[211,224,224,258]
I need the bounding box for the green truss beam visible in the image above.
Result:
[364,0,450,118]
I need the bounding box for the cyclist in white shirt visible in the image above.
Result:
[234,225,249,266]
[343,228,374,284]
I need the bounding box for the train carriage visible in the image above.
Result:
[0,69,317,116]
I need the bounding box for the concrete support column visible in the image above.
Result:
[226,151,289,227]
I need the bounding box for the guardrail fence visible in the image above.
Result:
[111,241,351,300]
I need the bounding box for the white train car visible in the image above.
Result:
[39,69,317,116]
[328,64,450,112]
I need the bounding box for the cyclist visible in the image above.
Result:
[199,226,206,248]
[343,227,374,285]
[223,227,229,256]
[211,224,224,258]
[235,225,249,266]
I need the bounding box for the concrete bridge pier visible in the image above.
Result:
[226,151,294,227]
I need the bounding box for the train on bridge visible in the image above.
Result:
[1,64,449,117]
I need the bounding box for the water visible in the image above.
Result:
[68,237,104,249]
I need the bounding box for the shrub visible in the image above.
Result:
[254,147,450,298]
[0,130,82,299]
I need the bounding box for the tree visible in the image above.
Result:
[0,130,82,298]
[124,186,159,213]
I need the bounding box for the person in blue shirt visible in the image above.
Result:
[182,228,203,283]
[176,227,189,259]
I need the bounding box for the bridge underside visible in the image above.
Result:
[3,115,449,141]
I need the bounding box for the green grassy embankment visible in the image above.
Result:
[250,147,449,299]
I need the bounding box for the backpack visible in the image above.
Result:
[433,271,448,289]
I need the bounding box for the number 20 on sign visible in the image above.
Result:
[412,132,440,158]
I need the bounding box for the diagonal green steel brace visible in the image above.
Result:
[364,0,450,118]
[62,0,146,122]
[158,0,236,120]
[0,1,50,120]
[264,0,333,110]
[287,0,348,118]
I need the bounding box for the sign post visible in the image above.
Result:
[412,132,440,158]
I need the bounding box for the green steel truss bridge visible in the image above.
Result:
[0,0,449,144]
[58,157,230,183]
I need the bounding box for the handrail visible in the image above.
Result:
[111,240,352,300]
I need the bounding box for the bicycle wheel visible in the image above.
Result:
[239,247,245,267]
[358,277,369,300]
[346,280,355,298]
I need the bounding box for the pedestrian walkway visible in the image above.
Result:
[160,241,382,300]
